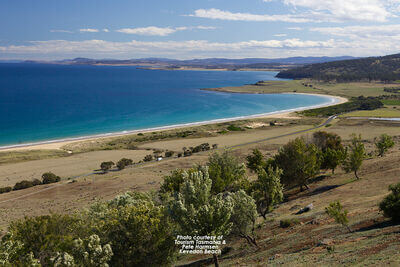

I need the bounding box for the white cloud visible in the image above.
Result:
[282,0,394,22]
[103,29,110,32]
[311,24,400,39]
[287,27,302,30]
[3,34,400,59]
[79,28,99,33]
[116,26,215,36]
[50,30,73,33]
[187,8,313,23]
[274,34,288,37]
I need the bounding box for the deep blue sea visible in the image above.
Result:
[0,64,332,146]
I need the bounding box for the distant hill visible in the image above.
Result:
[276,53,400,82]
[23,56,357,69]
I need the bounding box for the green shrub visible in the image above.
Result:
[100,161,114,172]
[116,158,133,170]
[42,172,61,184]
[379,182,400,222]
[32,179,42,186]
[227,125,243,131]
[143,155,153,162]
[279,218,300,228]
[0,186,12,194]
[164,151,174,158]
[13,180,34,191]
[325,201,351,232]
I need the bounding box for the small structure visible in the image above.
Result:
[157,157,163,161]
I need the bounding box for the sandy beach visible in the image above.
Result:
[0,93,347,152]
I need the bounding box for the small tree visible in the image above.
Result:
[229,190,258,247]
[42,172,61,184]
[375,134,395,157]
[379,182,400,222]
[143,155,153,162]
[100,161,114,173]
[116,158,133,170]
[159,169,186,200]
[325,201,351,232]
[273,138,320,191]
[246,149,266,173]
[167,167,234,267]
[323,147,346,174]
[343,134,365,179]
[207,150,248,193]
[251,166,284,219]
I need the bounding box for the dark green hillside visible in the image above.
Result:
[277,53,400,82]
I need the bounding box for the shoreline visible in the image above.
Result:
[0,93,347,152]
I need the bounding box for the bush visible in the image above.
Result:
[280,218,300,228]
[379,182,400,222]
[13,180,34,191]
[32,179,42,186]
[100,161,115,172]
[227,125,243,131]
[164,151,174,158]
[42,172,61,184]
[116,158,133,170]
[143,155,153,162]
[0,186,12,194]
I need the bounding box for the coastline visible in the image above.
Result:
[0,93,347,152]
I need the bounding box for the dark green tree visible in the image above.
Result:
[100,161,114,173]
[273,138,320,191]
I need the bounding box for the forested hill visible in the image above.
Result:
[276,53,400,82]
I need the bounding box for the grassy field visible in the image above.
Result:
[341,106,400,118]
[382,99,400,105]
[211,80,399,98]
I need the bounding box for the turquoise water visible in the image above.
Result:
[0,64,332,146]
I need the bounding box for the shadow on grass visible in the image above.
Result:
[355,219,397,233]
[305,184,341,197]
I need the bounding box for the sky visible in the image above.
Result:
[2,0,400,60]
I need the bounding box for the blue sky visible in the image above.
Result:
[2,0,400,59]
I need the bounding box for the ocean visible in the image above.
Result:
[0,63,333,146]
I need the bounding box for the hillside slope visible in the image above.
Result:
[277,53,400,82]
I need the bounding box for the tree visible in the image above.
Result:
[343,134,365,179]
[312,131,345,173]
[167,166,234,267]
[229,190,258,247]
[312,131,343,152]
[88,192,176,266]
[116,158,133,170]
[159,169,186,200]
[0,234,40,266]
[251,166,284,219]
[246,149,266,172]
[325,201,351,232]
[100,161,114,173]
[143,154,153,162]
[207,151,248,193]
[379,182,400,222]
[7,214,84,265]
[273,138,320,191]
[42,172,61,184]
[51,235,113,267]
[375,134,395,157]
[323,147,346,174]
